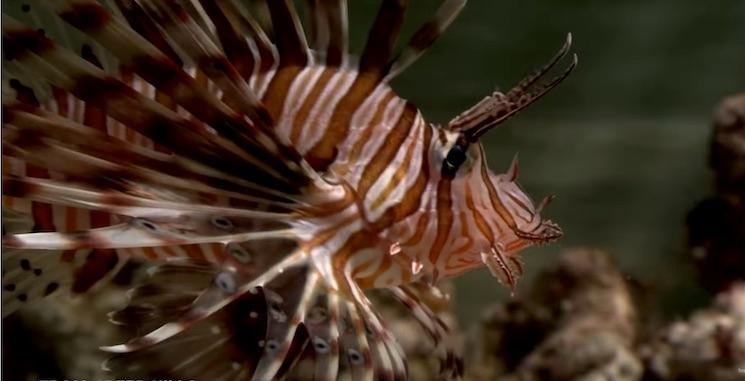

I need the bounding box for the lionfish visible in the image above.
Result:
[1,0,575,379]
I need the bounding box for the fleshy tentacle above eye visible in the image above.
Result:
[447,33,578,141]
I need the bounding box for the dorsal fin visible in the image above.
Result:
[263,0,310,67]
[305,0,348,67]
[114,0,183,65]
[359,0,408,78]
[384,0,467,81]
[136,0,270,127]
[197,0,255,79]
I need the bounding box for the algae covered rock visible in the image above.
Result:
[641,283,745,381]
[470,248,642,381]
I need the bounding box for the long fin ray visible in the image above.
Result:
[3,16,299,191]
[24,2,311,189]
[3,103,313,206]
[2,175,292,221]
[264,0,311,67]
[359,0,408,78]
[305,0,348,66]
[384,0,467,81]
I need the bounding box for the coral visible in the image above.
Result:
[466,299,553,379]
[710,93,745,201]
[687,93,745,293]
[640,283,745,381]
[469,248,642,381]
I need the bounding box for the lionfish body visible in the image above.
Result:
[2,0,575,379]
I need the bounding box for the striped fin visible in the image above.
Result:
[1,175,291,221]
[1,127,298,212]
[384,0,467,81]
[135,0,269,124]
[305,0,348,66]
[303,289,342,380]
[2,17,255,176]
[263,0,310,67]
[1,43,133,314]
[338,299,376,380]
[33,1,309,184]
[196,0,256,79]
[2,103,307,205]
[103,250,408,380]
[449,33,577,140]
[391,284,464,379]
[105,275,269,379]
[359,0,408,78]
[1,10,334,317]
[113,0,184,64]
[214,0,278,73]
[3,15,313,194]
[349,280,408,380]
[55,1,280,138]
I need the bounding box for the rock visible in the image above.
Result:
[687,93,745,293]
[710,93,745,201]
[640,283,745,381]
[469,248,642,381]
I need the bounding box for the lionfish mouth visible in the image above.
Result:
[515,219,564,246]
[482,220,563,288]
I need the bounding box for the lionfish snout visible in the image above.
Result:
[536,219,564,244]
[513,218,563,245]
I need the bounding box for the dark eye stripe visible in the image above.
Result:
[441,143,468,177]
[480,156,517,229]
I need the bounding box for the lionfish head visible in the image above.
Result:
[436,33,577,287]
[441,138,563,243]
[489,155,563,245]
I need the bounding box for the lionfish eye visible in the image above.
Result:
[442,143,468,177]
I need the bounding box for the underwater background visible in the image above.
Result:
[2,0,745,379]
[370,0,745,324]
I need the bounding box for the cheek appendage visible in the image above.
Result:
[514,219,564,245]
[481,245,524,289]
